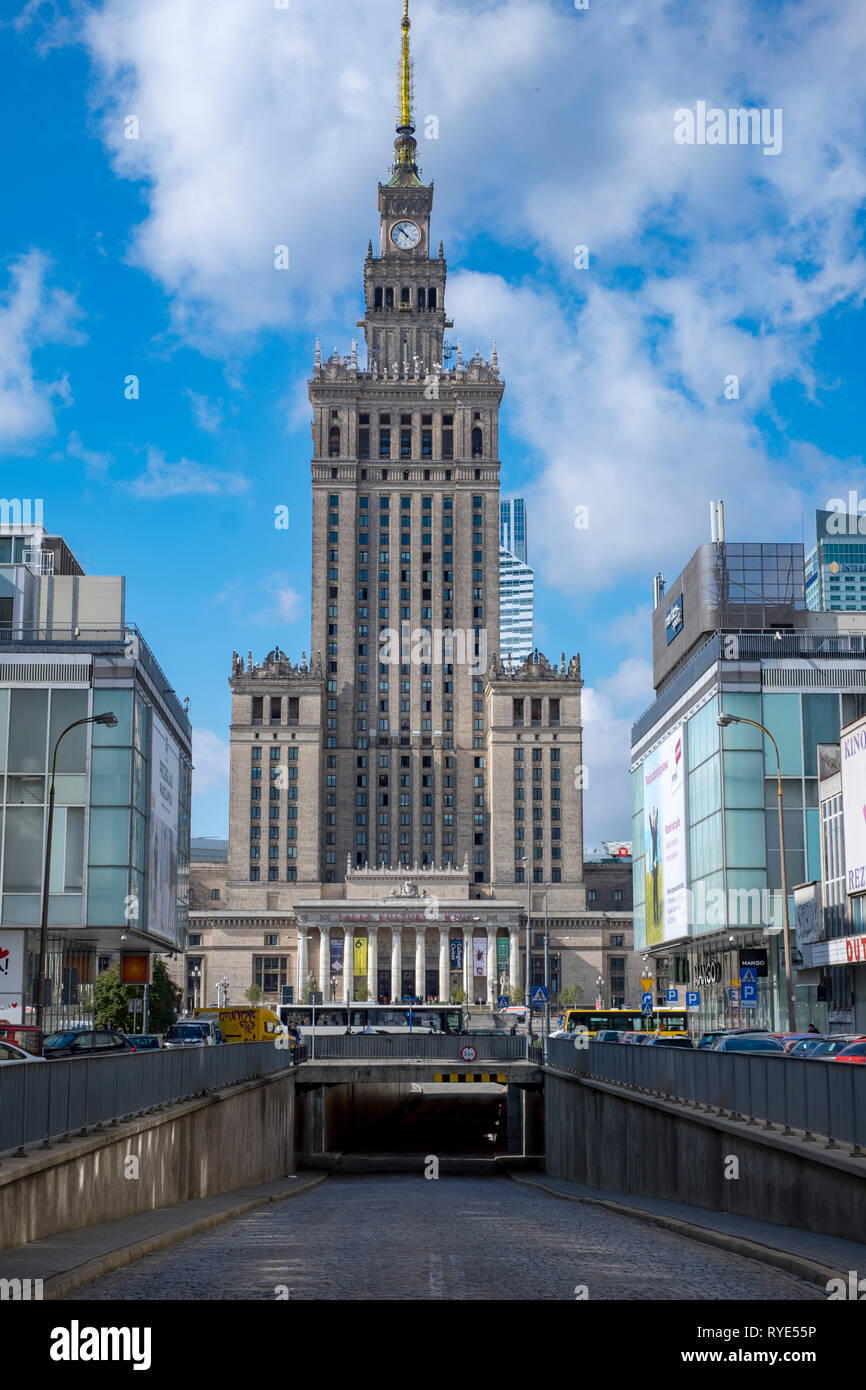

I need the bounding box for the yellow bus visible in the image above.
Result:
[561,1008,688,1038]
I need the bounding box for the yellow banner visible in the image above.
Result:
[354,936,368,976]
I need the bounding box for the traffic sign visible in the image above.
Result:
[641,990,653,1006]
[740,981,757,1004]
[640,976,654,992]
[531,986,548,1004]
[460,1044,477,1063]
[729,988,739,1003]
[740,967,757,984]
[741,994,757,1008]
[497,995,509,1009]
[666,988,678,1003]
[686,990,700,1008]
[641,999,653,1015]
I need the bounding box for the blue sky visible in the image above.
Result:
[2,0,865,845]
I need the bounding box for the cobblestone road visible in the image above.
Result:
[78,1176,822,1301]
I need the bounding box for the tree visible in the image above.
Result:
[449,986,466,1004]
[558,984,584,1009]
[149,958,179,1033]
[93,964,132,1031]
[354,984,369,1002]
[245,984,263,1004]
[508,985,524,1005]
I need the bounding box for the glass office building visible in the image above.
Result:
[632,534,866,1032]
[499,498,534,664]
[805,509,866,611]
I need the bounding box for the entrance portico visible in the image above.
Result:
[295,863,522,1005]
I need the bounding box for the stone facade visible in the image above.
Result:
[169,6,637,1015]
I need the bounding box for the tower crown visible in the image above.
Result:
[391,0,419,180]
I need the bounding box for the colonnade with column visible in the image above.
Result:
[296,922,523,1005]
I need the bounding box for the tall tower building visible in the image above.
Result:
[196,1,597,1015]
[499,497,534,664]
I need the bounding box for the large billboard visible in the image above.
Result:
[148,711,180,947]
[642,725,689,945]
[841,717,866,896]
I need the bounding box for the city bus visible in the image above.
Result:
[278,1002,467,1036]
[561,1008,688,1038]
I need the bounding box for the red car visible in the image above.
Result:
[832,1038,866,1064]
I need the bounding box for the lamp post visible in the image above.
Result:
[218,976,230,1007]
[543,885,551,1063]
[190,964,201,1011]
[521,853,532,1059]
[717,712,796,1031]
[36,712,118,1032]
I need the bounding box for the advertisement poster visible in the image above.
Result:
[841,719,866,895]
[0,929,25,1018]
[353,936,368,976]
[473,938,486,977]
[643,724,689,946]
[449,937,463,971]
[330,938,344,975]
[497,936,510,971]
[147,711,180,947]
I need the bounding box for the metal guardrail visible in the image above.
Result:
[299,1033,538,1063]
[546,1038,866,1150]
[0,1043,296,1157]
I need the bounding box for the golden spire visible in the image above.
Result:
[399,0,412,132]
[392,0,418,173]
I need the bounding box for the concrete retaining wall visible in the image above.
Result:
[0,1070,295,1252]
[545,1070,866,1245]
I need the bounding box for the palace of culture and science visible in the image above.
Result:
[179,2,636,1011]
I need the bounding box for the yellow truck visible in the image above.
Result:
[193,1006,289,1045]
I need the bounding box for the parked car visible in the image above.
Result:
[595,1029,623,1042]
[792,1036,856,1059]
[620,1031,650,1044]
[163,1022,215,1048]
[0,1039,46,1063]
[124,1033,162,1050]
[42,1029,135,1058]
[645,1034,694,1048]
[775,1033,822,1052]
[710,1034,787,1054]
[697,1028,770,1049]
[833,1039,866,1064]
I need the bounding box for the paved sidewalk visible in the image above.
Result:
[508,1170,866,1286]
[1,1172,327,1300]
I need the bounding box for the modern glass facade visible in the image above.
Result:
[500,498,527,565]
[632,676,866,1031]
[499,547,534,665]
[805,510,866,611]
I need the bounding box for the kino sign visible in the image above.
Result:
[336,911,478,923]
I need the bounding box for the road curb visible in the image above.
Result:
[506,1171,832,1292]
[43,1172,328,1301]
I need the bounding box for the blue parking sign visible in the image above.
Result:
[741,981,757,1004]
[686,990,700,1008]
[666,988,678,1003]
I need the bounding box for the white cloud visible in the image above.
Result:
[580,681,639,845]
[185,390,224,433]
[191,726,230,797]
[127,446,249,498]
[0,250,83,448]
[67,430,112,476]
[257,575,304,626]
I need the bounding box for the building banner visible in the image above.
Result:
[330,939,344,975]
[841,718,866,895]
[642,724,689,946]
[473,938,486,977]
[449,937,463,971]
[497,935,510,970]
[353,936,368,976]
[0,928,25,1017]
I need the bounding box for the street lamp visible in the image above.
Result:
[717,711,796,1031]
[36,711,118,1031]
[520,852,532,1059]
[543,884,551,1063]
[218,976,230,1007]
[190,964,201,1011]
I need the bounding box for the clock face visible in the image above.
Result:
[390,220,421,250]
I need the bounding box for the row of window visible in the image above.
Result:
[372,285,438,311]
[331,416,483,460]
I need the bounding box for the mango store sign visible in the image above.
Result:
[0,930,26,1017]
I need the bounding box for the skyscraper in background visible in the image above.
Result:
[805,509,866,611]
[499,498,534,664]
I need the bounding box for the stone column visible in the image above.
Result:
[509,928,520,999]
[463,927,473,1004]
[438,928,449,1003]
[415,927,425,1000]
[367,926,378,1003]
[297,927,308,997]
[391,929,401,1002]
[343,927,353,1002]
[318,927,329,999]
[486,927,497,1007]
